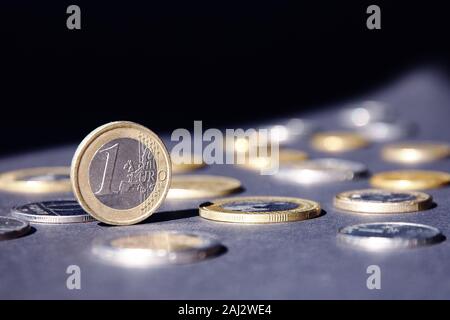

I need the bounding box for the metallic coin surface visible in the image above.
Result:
[275,158,368,184]
[238,149,308,171]
[199,196,321,224]
[0,216,31,240]
[12,200,95,224]
[258,118,318,145]
[311,131,369,153]
[92,231,224,267]
[168,175,241,199]
[339,101,396,128]
[333,189,433,213]
[381,142,450,164]
[370,170,450,190]
[71,121,171,225]
[357,122,416,142]
[0,167,71,194]
[337,222,444,250]
[171,153,205,174]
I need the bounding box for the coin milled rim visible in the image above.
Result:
[0,167,71,194]
[333,189,433,213]
[381,142,450,164]
[370,170,450,190]
[92,231,224,267]
[168,175,241,199]
[311,131,369,153]
[337,222,444,250]
[0,216,31,241]
[199,196,321,224]
[71,121,172,225]
[11,201,96,224]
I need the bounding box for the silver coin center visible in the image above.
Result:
[89,138,157,210]
[221,201,299,213]
[350,192,417,203]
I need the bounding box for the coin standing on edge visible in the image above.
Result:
[0,167,71,194]
[333,189,433,213]
[311,131,369,153]
[274,158,368,184]
[71,121,172,225]
[337,222,445,250]
[11,200,95,224]
[370,170,450,190]
[0,216,31,241]
[168,175,241,199]
[199,196,321,224]
[92,231,225,267]
[381,142,450,164]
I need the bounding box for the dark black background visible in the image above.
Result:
[2,1,449,154]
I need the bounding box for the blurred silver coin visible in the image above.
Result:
[0,216,31,240]
[338,222,444,250]
[259,118,318,145]
[357,122,416,142]
[12,200,95,224]
[92,231,225,267]
[339,101,397,128]
[275,158,368,184]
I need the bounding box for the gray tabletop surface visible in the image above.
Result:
[1,67,449,299]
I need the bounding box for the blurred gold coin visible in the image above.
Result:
[171,154,205,174]
[0,167,71,194]
[199,196,321,224]
[238,149,308,171]
[382,142,450,164]
[167,175,241,199]
[311,131,369,153]
[370,170,450,190]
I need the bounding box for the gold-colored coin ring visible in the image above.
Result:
[71,121,171,225]
[237,149,308,170]
[199,196,321,224]
[0,167,71,194]
[333,189,433,213]
[370,170,450,190]
[167,175,241,199]
[311,131,369,153]
[381,142,450,164]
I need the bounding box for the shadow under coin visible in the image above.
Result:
[97,208,199,227]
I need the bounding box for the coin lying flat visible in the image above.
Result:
[339,101,396,128]
[92,231,224,267]
[333,189,433,213]
[0,167,71,194]
[382,142,450,164]
[357,122,416,143]
[199,196,321,224]
[337,222,444,250]
[0,216,31,241]
[168,175,241,199]
[11,200,95,224]
[311,132,369,153]
[275,158,368,184]
[258,118,318,145]
[171,154,205,174]
[237,149,308,171]
[370,170,450,190]
[71,121,172,225]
